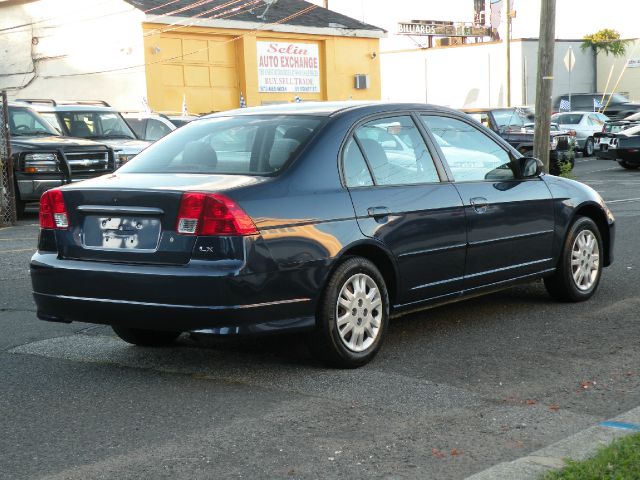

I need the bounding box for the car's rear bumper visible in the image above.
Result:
[31,253,318,334]
[596,148,617,160]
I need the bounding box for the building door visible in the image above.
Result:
[145,30,239,114]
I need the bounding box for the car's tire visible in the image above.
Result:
[308,256,389,368]
[14,195,26,220]
[583,137,594,157]
[618,160,639,170]
[112,326,181,347]
[544,217,603,302]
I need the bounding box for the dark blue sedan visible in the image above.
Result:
[31,102,615,368]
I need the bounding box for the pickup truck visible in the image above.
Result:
[7,102,115,218]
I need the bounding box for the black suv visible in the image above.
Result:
[463,107,574,174]
[8,103,114,217]
[552,93,640,121]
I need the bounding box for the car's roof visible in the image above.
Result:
[203,101,460,118]
[24,103,118,113]
[461,107,517,113]
[556,93,611,97]
[552,111,600,116]
[122,111,169,119]
[7,102,32,109]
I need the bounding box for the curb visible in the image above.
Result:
[466,406,640,480]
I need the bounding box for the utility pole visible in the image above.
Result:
[322,0,328,8]
[505,0,511,107]
[533,0,556,171]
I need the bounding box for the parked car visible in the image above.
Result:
[122,112,177,142]
[7,102,114,218]
[594,120,640,158]
[17,99,151,166]
[31,102,614,368]
[552,93,640,121]
[463,107,574,174]
[550,111,609,156]
[595,123,640,169]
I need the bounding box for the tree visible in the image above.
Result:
[581,29,630,57]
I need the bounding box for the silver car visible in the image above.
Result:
[551,111,609,156]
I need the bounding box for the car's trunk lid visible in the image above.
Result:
[54,173,268,265]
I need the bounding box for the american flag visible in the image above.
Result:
[239,92,247,108]
[559,99,571,111]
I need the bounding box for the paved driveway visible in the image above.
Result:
[1,157,639,480]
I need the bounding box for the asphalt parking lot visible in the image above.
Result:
[1,156,639,480]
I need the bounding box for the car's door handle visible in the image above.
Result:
[470,197,489,214]
[367,206,391,219]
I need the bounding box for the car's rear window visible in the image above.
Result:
[118,115,322,175]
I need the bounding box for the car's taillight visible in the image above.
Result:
[39,188,69,229]
[176,192,257,236]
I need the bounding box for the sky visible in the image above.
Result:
[308,0,640,52]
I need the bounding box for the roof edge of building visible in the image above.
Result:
[144,14,386,39]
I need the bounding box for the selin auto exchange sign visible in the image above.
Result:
[257,41,321,93]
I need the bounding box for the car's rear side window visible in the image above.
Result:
[351,115,440,186]
[343,138,374,187]
[118,115,322,175]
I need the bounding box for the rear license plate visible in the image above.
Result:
[82,216,161,251]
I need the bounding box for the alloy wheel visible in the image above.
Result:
[570,230,600,291]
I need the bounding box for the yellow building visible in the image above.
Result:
[134,0,385,114]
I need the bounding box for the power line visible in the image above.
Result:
[0,0,231,37]
[143,0,252,36]
[0,0,116,35]
[163,0,228,17]
[144,0,263,37]
[42,4,319,79]
[141,0,185,14]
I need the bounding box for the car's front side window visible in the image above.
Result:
[9,108,58,136]
[421,115,515,182]
[353,115,439,186]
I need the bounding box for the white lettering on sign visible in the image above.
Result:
[257,41,321,93]
[398,23,436,35]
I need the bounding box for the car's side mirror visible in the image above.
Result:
[518,156,543,178]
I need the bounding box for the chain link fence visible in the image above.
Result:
[0,91,17,227]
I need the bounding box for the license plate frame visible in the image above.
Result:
[82,216,162,252]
